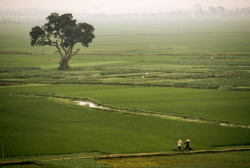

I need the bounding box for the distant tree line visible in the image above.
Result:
[0,5,250,23]
[193,4,250,17]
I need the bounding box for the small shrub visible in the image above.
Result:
[218,85,236,91]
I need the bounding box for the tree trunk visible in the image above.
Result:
[57,46,80,70]
[59,58,70,70]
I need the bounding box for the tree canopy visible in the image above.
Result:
[30,13,95,69]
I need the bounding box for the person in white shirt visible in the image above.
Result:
[178,140,183,151]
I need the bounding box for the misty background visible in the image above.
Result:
[0,0,250,22]
[1,0,250,13]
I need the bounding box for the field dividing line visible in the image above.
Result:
[1,148,250,164]
[96,148,250,159]
[50,95,250,129]
[51,95,250,129]
[2,93,249,129]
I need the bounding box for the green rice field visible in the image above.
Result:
[0,17,250,167]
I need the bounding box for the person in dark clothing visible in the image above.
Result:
[185,139,191,151]
[131,81,135,87]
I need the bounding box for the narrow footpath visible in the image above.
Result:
[1,148,250,164]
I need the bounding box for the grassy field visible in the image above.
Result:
[100,150,250,168]
[0,54,249,88]
[0,17,250,167]
[0,18,250,88]
[0,84,249,125]
[1,93,249,157]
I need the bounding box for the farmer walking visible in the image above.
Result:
[178,140,183,151]
[185,139,191,151]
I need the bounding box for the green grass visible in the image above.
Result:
[0,159,108,168]
[0,17,250,167]
[0,93,249,158]
[0,152,108,168]
[1,165,47,168]
[0,18,250,88]
[41,158,109,168]
[0,53,249,88]
[2,150,250,168]
[99,150,250,168]
[1,84,249,125]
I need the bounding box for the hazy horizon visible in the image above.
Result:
[1,0,250,14]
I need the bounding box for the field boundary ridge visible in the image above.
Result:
[1,92,250,129]
[1,147,250,164]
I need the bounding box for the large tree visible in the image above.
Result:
[30,13,95,69]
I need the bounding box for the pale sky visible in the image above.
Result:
[1,0,250,13]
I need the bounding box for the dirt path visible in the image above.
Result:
[2,93,249,129]
[1,148,250,164]
[50,95,250,129]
